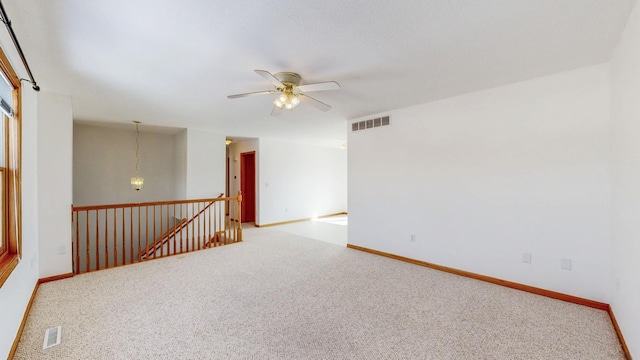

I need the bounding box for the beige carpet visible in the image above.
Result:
[14,227,624,359]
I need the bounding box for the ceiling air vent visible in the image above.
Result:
[43,325,62,349]
[352,115,390,132]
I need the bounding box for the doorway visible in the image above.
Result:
[240,151,256,223]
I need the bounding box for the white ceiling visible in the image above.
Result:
[5,0,637,146]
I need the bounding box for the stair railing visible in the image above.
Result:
[71,191,243,274]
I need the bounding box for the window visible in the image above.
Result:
[0,45,22,288]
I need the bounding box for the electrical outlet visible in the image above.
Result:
[57,245,66,255]
[561,258,572,271]
[410,234,416,242]
[522,253,532,264]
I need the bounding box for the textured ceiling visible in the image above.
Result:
[4,0,637,146]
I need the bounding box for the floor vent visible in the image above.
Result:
[352,116,390,132]
[43,325,61,349]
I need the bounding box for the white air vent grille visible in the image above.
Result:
[352,116,390,132]
[43,325,61,349]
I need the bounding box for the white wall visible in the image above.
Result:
[610,0,640,356]
[38,92,73,278]
[0,81,39,360]
[349,64,611,302]
[173,129,225,200]
[259,139,347,225]
[73,123,177,205]
[184,129,226,199]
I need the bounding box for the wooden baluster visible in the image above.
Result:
[128,207,133,265]
[221,201,225,244]
[229,201,232,244]
[145,206,148,260]
[222,201,226,244]
[138,206,142,259]
[216,200,219,246]
[237,191,243,242]
[191,202,195,252]
[160,205,164,258]
[214,198,219,246]
[170,203,174,256]
[212,200,215,246]
[225,201,228,244]
[196,202,201,251]
[153,206,157,259]
[121,206,125,266]
[221,201,223,246]
[71,207,75,273]
[185,203,189,253]
[186,203,190,253]
[178,204,186,254]
[212,201,216,246]
[85,210,89,272]
[94,209,98,271]
[105,209,109,269]
[114,208,118,267]
[168,204,172,255]
[203,203,208,248]
[232,201,236,243]
[74,210,79,274]
[225,201,229,245]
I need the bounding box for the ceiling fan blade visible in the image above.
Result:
[271,106,282,116]
[227,90,276,99]
[297,81,340,92]
[300,94,332,112]
[255,70,284,88]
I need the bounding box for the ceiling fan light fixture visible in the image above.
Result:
[274,90,301,110]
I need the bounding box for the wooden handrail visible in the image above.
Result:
[72,193,230,212]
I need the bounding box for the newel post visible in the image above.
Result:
[237,190,243,242]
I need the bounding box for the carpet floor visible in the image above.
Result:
[14,227,624,359]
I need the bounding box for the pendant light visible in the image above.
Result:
[130,121,144,191]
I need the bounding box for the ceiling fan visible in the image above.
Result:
[227,70,340,115]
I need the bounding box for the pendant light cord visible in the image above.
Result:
[135,122,140,176]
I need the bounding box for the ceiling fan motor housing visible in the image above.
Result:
[274,72,302,87]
